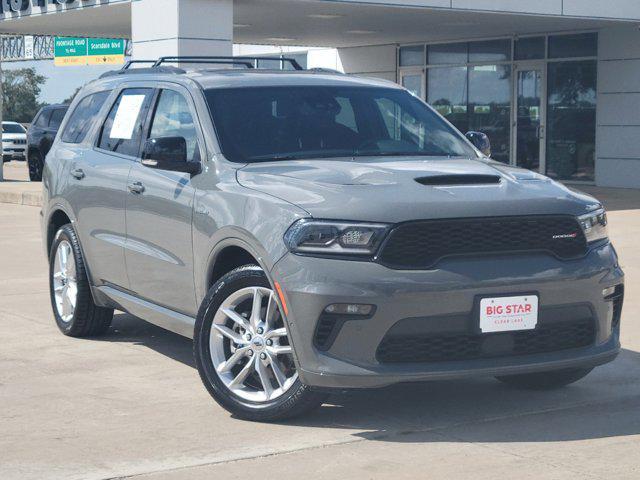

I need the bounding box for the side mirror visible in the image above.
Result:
[465,131,491,158]
[142,137,201,175]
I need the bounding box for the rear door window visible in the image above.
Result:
[98,88,155,157]
[62,91,111,144]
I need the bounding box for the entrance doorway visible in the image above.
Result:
[513,63,546,174]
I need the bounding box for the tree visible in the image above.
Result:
[2,68,47,123]
[62,87,82,105]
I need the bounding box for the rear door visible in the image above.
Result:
[70,87,155,290]
[124,85,202,316]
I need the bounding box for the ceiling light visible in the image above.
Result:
[307,14,344,19]
[346,30,377,35]
[234,23,251,28]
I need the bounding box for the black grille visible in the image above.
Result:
[376,319,595,364]
[377,215,587,269]
[313,315,340,350]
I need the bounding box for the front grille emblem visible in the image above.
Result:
[552,233,578,239]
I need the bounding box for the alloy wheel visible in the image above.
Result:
[52,240,78,323]
[209,286,298,402]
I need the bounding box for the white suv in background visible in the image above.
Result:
[2,121,27,162]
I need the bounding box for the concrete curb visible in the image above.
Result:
[0,189,43,207]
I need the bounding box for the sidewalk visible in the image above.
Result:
[0,162,43,207]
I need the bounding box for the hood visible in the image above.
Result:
[237,157,601,223]
[2,133,26,141]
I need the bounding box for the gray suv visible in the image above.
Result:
[41,57,624,421]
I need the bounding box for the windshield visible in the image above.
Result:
[204,86,477,163]
[3,123,26,134]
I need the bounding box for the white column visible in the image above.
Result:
[131,0,233,62]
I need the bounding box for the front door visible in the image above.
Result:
[125,86,202,316]
[513,64,546,174]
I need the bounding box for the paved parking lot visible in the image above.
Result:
[1,185,640,480]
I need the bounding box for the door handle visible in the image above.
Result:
[71,168,85,180]
[128,181,145,194]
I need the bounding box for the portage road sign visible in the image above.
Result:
[54,37,126,66]
[87,38,125,65]
[54,37,87,66]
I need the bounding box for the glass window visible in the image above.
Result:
[2,123,26,133]
[204,86,477,163]
[34,111,51,128]
[468,65,511,163]
[548,33,597,59]
[284,53,307,70]
[546,60,597,181]
[61,91,111,144]
[515,36,545,60]
[428,42,468,65]
[399,45,425,67]
[149,90,199,162]
[257,58,282,69]
[49,108,67,129]
[402,74,423,98]
[469,39,511,63]
[427,66,468,134]
[98,88,154,157]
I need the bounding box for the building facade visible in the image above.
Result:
[1,0,639,187]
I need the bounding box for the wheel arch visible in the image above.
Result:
[46,208,73,258]
[205,238,274,292]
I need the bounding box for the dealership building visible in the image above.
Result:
[1,0,640,187]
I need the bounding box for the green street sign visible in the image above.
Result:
[87,38,125,57]
[54,37,87,65]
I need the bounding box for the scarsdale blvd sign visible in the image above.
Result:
[55,37,125,66]
[87,38,125,65]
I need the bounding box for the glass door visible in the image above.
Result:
[400,69,425,100]
[513,64,546,173]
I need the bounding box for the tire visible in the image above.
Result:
[49,224,114,337]
[496,367,594,390]
[28,150,43,181]
[194,265,327,421]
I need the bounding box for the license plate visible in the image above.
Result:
[479,295,538,333]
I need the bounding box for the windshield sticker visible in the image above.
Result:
[110,95,145,140]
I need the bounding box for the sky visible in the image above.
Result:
[3,59,116,104]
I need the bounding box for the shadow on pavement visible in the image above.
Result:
[97,313,640,444]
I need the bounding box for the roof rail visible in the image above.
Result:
[153,55,304,70]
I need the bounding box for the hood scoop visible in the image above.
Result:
[415,174,502,186]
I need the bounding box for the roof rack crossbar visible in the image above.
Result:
[152,55,304,70]
[120,60,157,71]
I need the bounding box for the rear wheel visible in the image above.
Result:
[28,150,44,181]
[194,265,327,421]
[49,224,113,337]
[496,367,594,390]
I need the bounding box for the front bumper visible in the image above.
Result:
[272,244,624,389]
[2,145,26,160]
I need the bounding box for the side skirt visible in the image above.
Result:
[93,285,195,339]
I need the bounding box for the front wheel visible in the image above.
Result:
[496,367,594,390]
[194,265,327,421]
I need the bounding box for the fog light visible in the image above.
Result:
[603,286,617,298]
[324,303,374,316]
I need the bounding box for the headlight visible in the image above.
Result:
[284,219,390,256]
[578,208,608,243]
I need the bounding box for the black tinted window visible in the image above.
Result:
[205,86,476,163]
[34,110,51,128]
[98,88,154,157]
[62,92,111,144]
[3,123,26,133]
[49,108,67,129]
